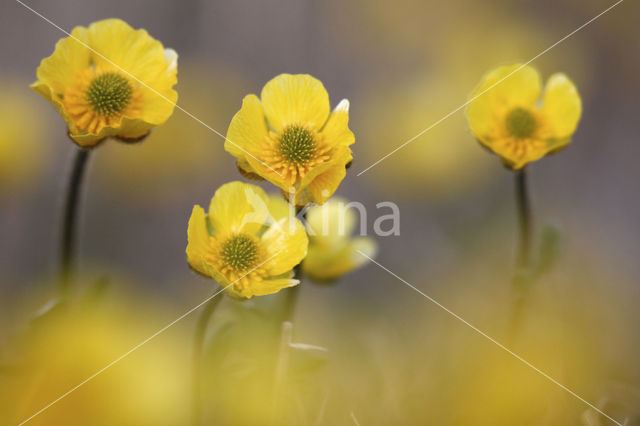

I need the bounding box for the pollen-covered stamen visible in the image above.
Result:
[279,125,316,164]
[262,124,331,186]
[221,234,259,272]
[505,107,536,139]
[86,72,132,117]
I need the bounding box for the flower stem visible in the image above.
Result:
[509,168,534,344]
[515,168,532,269]
[271,321,294,424]
[281,204,306,322]
[281,283,301,323]
[59,148,91,300]
[191,296,222,426]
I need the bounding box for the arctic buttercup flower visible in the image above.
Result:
[225,74,354,206]
[301,198,377,282]
[186,182,308,299]
[31,18,178,147]
[466,64,581,169]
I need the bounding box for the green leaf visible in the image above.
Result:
[534,224,564,277]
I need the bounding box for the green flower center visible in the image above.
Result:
[505,107,536,139]
[87,73,132,116]
[279,125,316,164]
[221,234,259,272]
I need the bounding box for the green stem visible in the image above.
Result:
[271,321,294,425]
[59,148,91,299]
[191,296,222,426]
[509,168,534,344]
[280,204,306,322]
[281,283,300,323]
[515,168,532,269]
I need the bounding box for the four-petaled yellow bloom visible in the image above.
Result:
[186,181,308,298]
[31,18,178,147]
[225,74,354,206]
[301,198,377,282]
[466,64,582,170]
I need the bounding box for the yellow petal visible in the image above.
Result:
[186,205,215,277]
[308,164,348,205]
[208,181,269,235]
[302,236,376,281]
[245,277,299,298]
[32,25,90,97]
[88,19,166,83]
[134,45,179,126]
[491,139,548,171]
[87,19,178,126]
[260,74,330,131]
[112,116,155,140]
[261,218,308,276]
[225,94,268,159]
[243,154,290,193]
[467,64,541,138]
[306,197,356,238]
[70,116,154,147]
[542,73,582,138]
[31,80,82,139]
[320,99,354,148]
[349,237,378,269]
[30,25,90,137]
[297,145,351,204]
[301,244,340,281]
[266,194,295,222]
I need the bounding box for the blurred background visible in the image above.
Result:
[1,0,639,424]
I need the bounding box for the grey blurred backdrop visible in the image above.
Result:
[1,0,639,310]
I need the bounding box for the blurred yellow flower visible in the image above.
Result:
[31,18,178,147]
[301,198,377,282]
[186,181,308,298]
[0,298,187,425]
[0,82,47,194]
[466,64,582,170]
[225,74,354,206]
[359,77,496,202]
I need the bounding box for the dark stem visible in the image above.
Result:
[59,148,91,299]
[515,168,532,269]
[191,296,222,426]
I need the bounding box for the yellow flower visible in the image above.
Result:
[466,64,582,170]
[0,81,47,194]
[359,77,496,203]
[301,198,377,282]
[31,18,178,147]
[1,294,187,425]
[225,74,354,206]
[186,181,308,298]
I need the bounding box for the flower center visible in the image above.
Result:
[279,125,316,164]
[221,234,259,272]
[505,107,536,139]
[86,73,132,117]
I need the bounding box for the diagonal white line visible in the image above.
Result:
[356,0,625,176]
[14,0,282,177]
[17,251,282,425]
[356,250,623,426]
[350,411,361,426]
